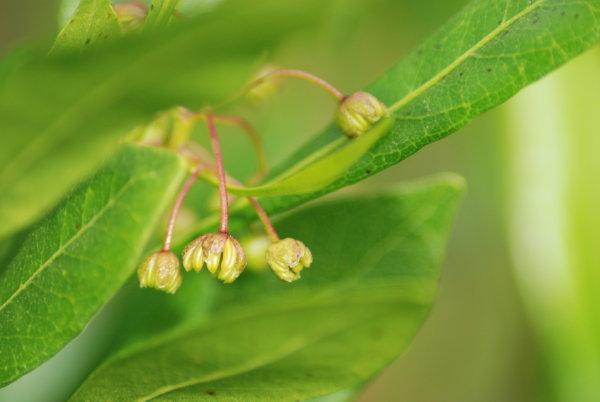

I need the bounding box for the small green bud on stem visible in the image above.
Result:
[138,251,182,294]
[182,233,247,283]
[245,64,283,104]
[266,238,313,282]
[336,91,389,138]
[241,233,271,272]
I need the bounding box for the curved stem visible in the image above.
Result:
[182,110,269,179]
[205,112,230,233]
[162,168,201,251]
[248,69,345,102]
[179,147,281,242]
[211,114,269,177]
[248,197,280,242]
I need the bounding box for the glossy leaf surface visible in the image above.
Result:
[72,174,464,401]
[0,145,186,386]
[250,0,600,211]
[51,0,122,53]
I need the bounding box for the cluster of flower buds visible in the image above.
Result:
[136,107,316,293]
[135,67,388,294]
[138,230,313,293]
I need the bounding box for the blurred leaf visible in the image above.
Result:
[71,174,464,401]
[0,47,32,91]
[505,47,600,401]
[178,0,222,16]
[0,144,187,386]
[145,0,181,30]
[51,0,122,53]
[251,0,600,212]
[0,0,324,239]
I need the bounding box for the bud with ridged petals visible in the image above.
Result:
[182,232,246,283]
[336,91,388,138]
[137,251,182,294]
[113,1,148,32]
[265,238,313,282]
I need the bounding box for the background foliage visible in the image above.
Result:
[0,0,599,400]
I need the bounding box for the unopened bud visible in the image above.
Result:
[182,232,246,283]
[113,1,148,32]
[137,251,182,294]
[246,64,282,104]
[265,238,313,282]
[336,91,389,138]
[240,233,270,272]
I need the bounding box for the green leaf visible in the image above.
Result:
[145,0,181,30]
[51,0,122,53]
[208,118,393,197]
[0,0,324,239]
[0,144,186,386]
[71,174,464,401]
[57,0,81,28]
[251,0,600,212]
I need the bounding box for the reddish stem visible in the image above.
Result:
[251,69,345,102]
[179,147,281,242]
[162,168,201,251]
[247,197,280,242]
[205,112,230,233]
[212,114,268,177]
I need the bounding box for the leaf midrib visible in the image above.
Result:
[389,0,544,113]
[0,177,138,314]
[136,310,393,401]
[79,189,451,401]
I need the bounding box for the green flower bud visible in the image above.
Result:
[336,91,389,138]
[240,233,270,272]
[265,238,313,282]
[182,233,247,283]
[137,251,182,294]
[246,64,282,104]
[113,1,148,32]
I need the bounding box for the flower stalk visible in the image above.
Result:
[243,68,388,137]
[246,68,345,102]
[205,111,230,234]
[162,168,201,252]
[247,197,280,242]
[211,114,268,178]
[179,146,281,243]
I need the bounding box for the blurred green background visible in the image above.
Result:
[0,0,598,401]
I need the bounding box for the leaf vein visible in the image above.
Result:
[389,0,545,114]
[0,177,139,314]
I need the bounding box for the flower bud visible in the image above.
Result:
[336,91,389,138]
[240,233,270,272]
[265,238,313,282]
[182,232,246,283]
[137,251,182,294]
[113,1,148,32]
[246,64,282,104]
